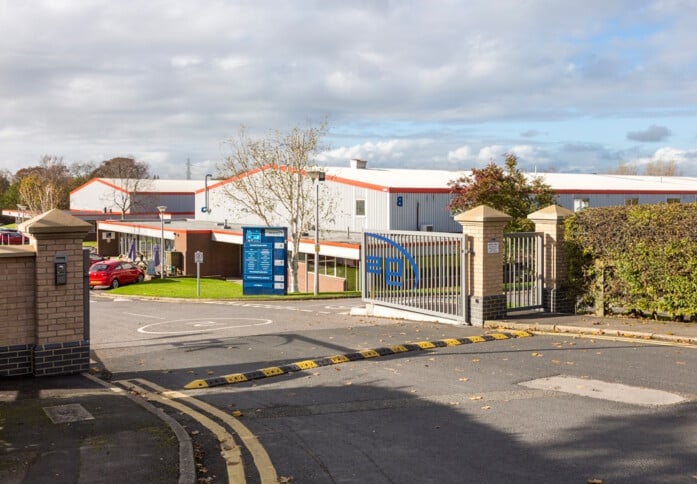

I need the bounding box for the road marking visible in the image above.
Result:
[520,375,686,406]
[118,379,246,483]
[130,379,278,484]
[184,330,533,389]
[123,311,166,319]
[137,318,273,335]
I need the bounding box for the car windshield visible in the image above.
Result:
[91,263,110,271]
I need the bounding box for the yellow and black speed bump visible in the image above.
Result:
[184,330,532,389]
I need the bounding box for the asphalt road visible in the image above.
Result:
[90,295,697,483]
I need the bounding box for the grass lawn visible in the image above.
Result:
[109,277,360,300]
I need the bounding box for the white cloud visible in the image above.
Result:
[171,56,203,68]
[1,1,697,177]
[477,145,507,164]
[632,147,697,169]
[317,139,434,166]
[447,145,473,163]
[215,56,250,71]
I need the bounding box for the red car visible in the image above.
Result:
[0,229,29,245]
[89,260,145,289]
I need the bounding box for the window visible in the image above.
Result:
[667,198,680,204]
[355,199,366,216]
[625,198,638,206]
[573,198,590,212]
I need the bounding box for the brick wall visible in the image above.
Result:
[33,236,86,345]
[0,250,36,346]
[0,209,92,377]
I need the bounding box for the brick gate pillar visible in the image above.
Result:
[527,205,574,313]
[454,206,511,326]
[19,209,92,376]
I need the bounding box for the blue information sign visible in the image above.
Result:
[242,227,288,295]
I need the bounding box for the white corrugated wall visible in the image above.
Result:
[556,193,697,211]
[389,192,460,232]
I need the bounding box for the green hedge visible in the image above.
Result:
[565,202,697,320]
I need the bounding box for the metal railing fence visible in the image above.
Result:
[362,230,468,323]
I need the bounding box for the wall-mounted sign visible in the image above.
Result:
[242,227,288,295]
[487,239,500,254]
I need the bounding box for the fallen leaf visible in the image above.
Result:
[232,410,243,417]
[207,370,215,375]
[587,479,603,484]
[458,377,469,382]
[481,405,491,410]
[551,360,561,365]
[471,358,481,363]
[531,352,543,357]
[469,396,483,400]
[278,476,294,483]
[449,401,460,406]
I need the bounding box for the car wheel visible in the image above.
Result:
[137,274,144,283]
[110,278,120,289]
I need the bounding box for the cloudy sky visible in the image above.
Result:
[2,0,697,179]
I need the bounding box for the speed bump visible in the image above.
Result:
[184,330,532,389]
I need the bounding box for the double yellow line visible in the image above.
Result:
[118,378,277,484]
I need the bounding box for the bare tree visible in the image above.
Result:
[645,160,680,176]
[609,162,639,175]
[218,122,334,292]
[91,157,151,219]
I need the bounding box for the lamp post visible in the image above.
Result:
[157,205,167,279]
[306,170,325,296]
[16,204,27,245]
[204,174,212,213]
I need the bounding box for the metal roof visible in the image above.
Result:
[319,166,697,194]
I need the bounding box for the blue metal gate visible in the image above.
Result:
[362,230,468,323]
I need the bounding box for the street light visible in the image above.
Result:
[204,174,212,213]
[157,205,167,279]
[16,204,27,245]
[306,170,325,295]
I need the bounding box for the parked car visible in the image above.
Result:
[88,252,106,265]
[0,229,29,245]
[89,260,145,289]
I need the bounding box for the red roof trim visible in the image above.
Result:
[195,166,268,194]
[69,178,129,196]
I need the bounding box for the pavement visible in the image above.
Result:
[1,312,695,484]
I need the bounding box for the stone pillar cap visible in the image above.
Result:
[454,205,512,223]
[527,204,573,221]
[19,208,92,235]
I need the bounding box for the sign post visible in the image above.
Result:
[194,251,203,297]
[242,227,287,295]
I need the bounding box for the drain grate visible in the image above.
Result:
[43,404,95,424]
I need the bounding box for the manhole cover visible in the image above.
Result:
[43,404,95,424]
